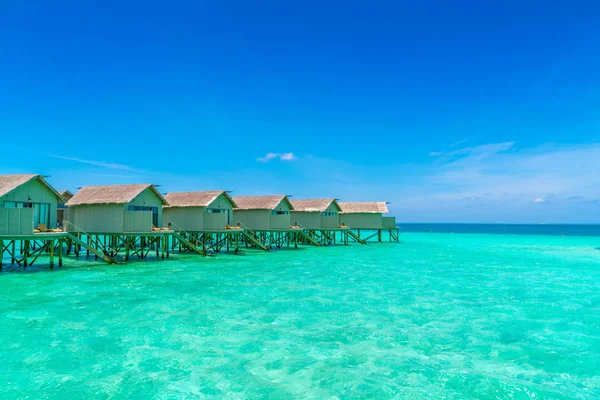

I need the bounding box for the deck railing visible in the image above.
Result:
[62,220,119,259]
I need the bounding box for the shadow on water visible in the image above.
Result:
[0,245,327,274]
[0,235,404,274]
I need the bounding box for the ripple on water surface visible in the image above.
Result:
[0,233,599,398]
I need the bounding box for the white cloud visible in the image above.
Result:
[450,139,468,147]
[430,140,470,157]
[436,141,515,165]
[45,153,137,171]
[382,141,600,222]
[257,152,298,163]
[257,153,278,163]
[280,152,297,161]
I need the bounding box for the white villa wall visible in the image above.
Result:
[66,204,125,233]
[0,208,34,235]
[339,213,383,229]
[0,179,59,229]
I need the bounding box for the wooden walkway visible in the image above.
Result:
[0,226,400,270]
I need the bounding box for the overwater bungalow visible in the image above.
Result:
[163,190,237,232]
[290,198,342,230]
[57,190,74,228]
[232,195,295,231]
[65,184,168,233]
[337,201,392,229]
[0,174,65,234]
[60,190,74,201]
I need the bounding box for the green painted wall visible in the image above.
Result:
[163,207,204,231]
[234,198,292,230]
[270,199,291,229]
[321,203,340,229]
[163,193,234,231]
[233,209,271,230]
[382,216,396,229]
[124,210,152,232]
[203,213,227,231]
[290,212,320,229]
[129,188,164,227]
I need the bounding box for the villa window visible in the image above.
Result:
[322,212,338,217]
[271,210,289,215]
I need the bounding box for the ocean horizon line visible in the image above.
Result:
[397,222,600,226]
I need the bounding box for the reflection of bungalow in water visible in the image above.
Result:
[0,174,65,234]
[338,202,394,229]
[290,198,342,230]
[65,184,168,233]
[232,195,295,231]
[57,190,74,228]
[163,191,237,232]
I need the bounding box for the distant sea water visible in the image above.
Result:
[1,228,599,398]
[400,223,600,237]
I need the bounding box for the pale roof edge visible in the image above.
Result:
[232,195,295,211]
[66,184,168,206]
[164,190,237,208]
[338,201,389,214]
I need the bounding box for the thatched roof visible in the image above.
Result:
[66,184,168,206]
[338,201,389,214]
[233,195,295,211]
[164,190,237,208]
[60,190,74,201]
[290,198,341,213]
[0,174,65,202]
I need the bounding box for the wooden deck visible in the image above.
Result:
[0,226,400,270]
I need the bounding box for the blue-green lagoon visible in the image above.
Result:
[1,231,599,398]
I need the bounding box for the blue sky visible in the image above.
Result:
[1,1,599,223]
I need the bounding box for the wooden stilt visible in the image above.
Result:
[94,235,98,260]
[58,239,63,267]
[165,235,169,259]
[49,239,54,269]
[23,240,29,267]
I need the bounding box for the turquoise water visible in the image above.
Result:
[1,233,599,399]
